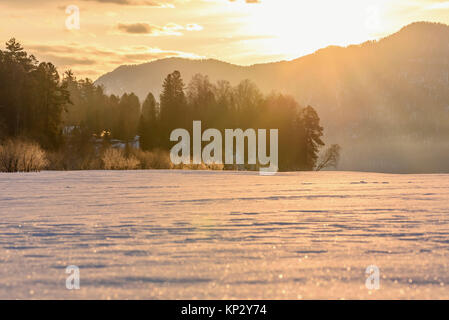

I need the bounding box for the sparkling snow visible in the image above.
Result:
[0,170,448,299]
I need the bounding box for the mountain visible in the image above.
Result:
[95,22,449,173]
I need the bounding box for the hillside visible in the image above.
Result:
[95,22,449,173]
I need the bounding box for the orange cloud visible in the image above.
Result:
[26,42,203,79]
[116,22,202,36]
[81,0,175,6]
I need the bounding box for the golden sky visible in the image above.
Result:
[1,0,449,79]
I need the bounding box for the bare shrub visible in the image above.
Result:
[180,163,208,170]
[147,150,173,169]
[0,139,48,172]
[102,148,140,170]
[206,163,224,170]
[130,148,173,169]
[316,144,341,171]
[173,161,225,170]
[45,150,66,170]
[131,148,224,170]
[46,149,103,170]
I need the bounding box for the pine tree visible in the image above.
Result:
[139,92,158,150]
[0,39,69,149]
[159,70,186,148]
[298,105,325,170]
[116,93,140,141]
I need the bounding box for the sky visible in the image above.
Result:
[1,0,449,79]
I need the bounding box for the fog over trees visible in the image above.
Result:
[96,22,449,173]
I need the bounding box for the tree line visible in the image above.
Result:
[0,39,338,171]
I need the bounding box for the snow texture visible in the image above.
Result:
[0,170,448,299]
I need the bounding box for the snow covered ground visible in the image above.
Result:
[0,170,448,299]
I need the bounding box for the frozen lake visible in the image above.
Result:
[0,170,449,299]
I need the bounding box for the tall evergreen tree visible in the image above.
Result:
[298,105,325,170]
[138,92,158,150]
[0,39,69,149]
[159,70,186,148]
[116,93,140,141]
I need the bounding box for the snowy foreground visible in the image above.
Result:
[1,170,449,299]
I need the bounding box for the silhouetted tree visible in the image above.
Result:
[187,74,217,128]
[0,39,70,149]
[138,92,159,150]
[298,106,325,170]
[116,93,140,141]
[159,70,186,148]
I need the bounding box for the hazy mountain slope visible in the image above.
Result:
[95,22,449,173]
[96,58,249,100]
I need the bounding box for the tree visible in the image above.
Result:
[29,62,70,149]
[1,41,332,171]
[62,70,79,126]
[187,74,216,127]
[0,38,37,136]
[138,92,159,150]
[0,39,69,149]
[262,93,300,170]
[116,93,140,141]
[142,92,158,122]
[316,144,341,171]
[159,70,186,148]
[212,80,233,130]
[298,106,325,170]
[232,79,263,128]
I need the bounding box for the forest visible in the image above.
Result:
[0,39,339,172]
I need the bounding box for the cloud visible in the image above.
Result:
[81,0,175,7]
[41,55,97,66]
[26,42,203,78]
[116,22,203,36]
[117,23,160,34]
[425,1,449,10]
[229,0,261,3]
[0,0,175,6]
[186,23,203,31]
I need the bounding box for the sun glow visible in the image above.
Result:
[240,0,392,59]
